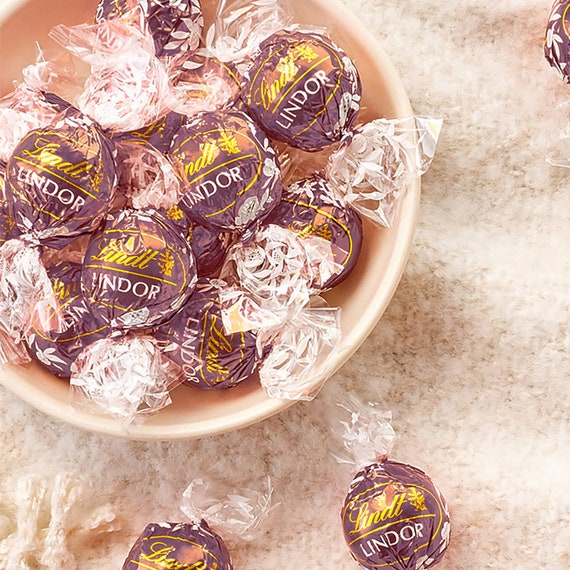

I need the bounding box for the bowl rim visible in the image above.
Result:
[0,0,418,441]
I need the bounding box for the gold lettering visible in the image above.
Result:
[184,141,218,177]
[258,55,299,110]
[350,493,407,534]
[134,541,207,570]
[21,138,93,179]
[90,241,160,269]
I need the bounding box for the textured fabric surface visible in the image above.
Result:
[0,1,569,568]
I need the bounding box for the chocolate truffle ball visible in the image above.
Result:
[82,209,197,329]
[169,109,282,232]
[122,521,233,570]
[241,29,362,151]
[342,460,451,570]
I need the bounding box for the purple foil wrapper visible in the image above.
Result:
[4,113,118,249]
[82,209,197,330]
[155,278,263,389]
[95,0,204,60]
[169,109,283,232]
[242,29,362,152]
[26,262,109,378]
[545,1,570,82]
[162,205,230,277]
[122,521,233,570]
[342,460,451,570]
[264,174,363,289]
[107,111,186,154]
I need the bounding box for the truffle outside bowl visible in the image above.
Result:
[0,0,418,440]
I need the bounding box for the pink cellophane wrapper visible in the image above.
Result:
[201,0,294,72]
[169,57,240,115]
[0,239,65,365]
[0,56,76,163]
[257,300,342,401]
[69,334,185,424]
[116,141,181,209]
[181,476,274,542]
[49,17,175,132]
[330,395,396,470]
[326,117,443,227]
[218,224,343,333]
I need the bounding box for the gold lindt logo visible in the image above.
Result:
[205,317,232,377]
[184,141,217,178]
[21,138,94,179]
[52,276,80,301]
[131,541,209,570]
[90,239,159,270]
[258,54,299,110]
[349,492,406,535]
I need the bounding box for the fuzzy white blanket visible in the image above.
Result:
[0,0,569,569]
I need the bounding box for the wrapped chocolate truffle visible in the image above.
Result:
[155,278,265,389]
[95,0,204,61]
[169,109,283,232]
[4,107,117,248]
[123,476,273,569]
[264,174,363,289]
[333,398,451,570]
[81,208,197,330]
[241,28,362,152]
[26,262,109,378]
[123,521,232,570]
[545,1,570,82]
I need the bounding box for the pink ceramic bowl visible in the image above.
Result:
[0,0,418,440]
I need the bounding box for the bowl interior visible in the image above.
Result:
[0,0,417,440]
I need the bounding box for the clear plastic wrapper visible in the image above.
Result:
[0,56,76,163]
[0,240,64,364]
[25,262,110,378]
[326,117,443,227]
[201,0,294,72]
[123,475,274,569]
[332,397,451,570]
[256,300,341,400]
[264,173,364,289]
[49,16,176,132]
[169,55,241,115]
[70,333,184,424]
[115,140,182,210]
[218,224,342,333]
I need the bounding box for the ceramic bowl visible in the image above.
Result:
[0,0,417,440]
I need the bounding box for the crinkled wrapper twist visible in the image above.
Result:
[326,117,443,226]
[0,239,65,364]
[330,395,396,469]
[219,224,342,333]
[257,302,341,401]
[70,334,182,424]
[181,476,274,542]
[201,0,294,73]
[116,140,181,210]
[49,19,176,132]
